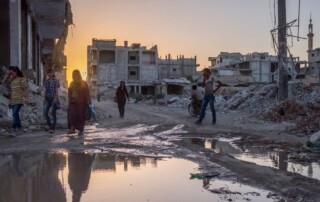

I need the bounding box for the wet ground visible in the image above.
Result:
[1,101,320,201]
[0,152,279,202]
[187,137,320,181]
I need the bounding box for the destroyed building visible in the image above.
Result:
[87,39,199,98]
[0,0,72,85]
[87,39,158,97]
[158,54,199,80]
[208,52,299,85]
[0,0,72,124]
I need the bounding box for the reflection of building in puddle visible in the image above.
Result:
[189,138,241,155]
[234,149,320,181]
[93,154,116,171]
[213,140,241,155]
[268,151,288,171]
[0,153,67,202]
[189,137,320,181]
[0,153,162,202]
[92,154,158,172]
[308,164,313,178]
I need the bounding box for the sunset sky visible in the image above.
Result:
[65,0,320,82]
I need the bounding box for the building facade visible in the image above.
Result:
[208,52,298,84]
[158,54,198,80]
[87,39,158,97]
[0,0,72,86]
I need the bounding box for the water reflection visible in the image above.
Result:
[0,153,66,202]
[68,153,95,202]
[0,152,277,202]
[189,138,241,154]
[188,137,320,180]
[0,153,160,202]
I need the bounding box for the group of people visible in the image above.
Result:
[44,68,96,136]
[0,66,130,137]
[1,65,219,137]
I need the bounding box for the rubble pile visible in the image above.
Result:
[0,82,68,133]
[213,82,320,132]
[167,96,189,109]
[215,84,278,114]
[260,83,320,132]
[99,90,116,101]
[263,99,305,122]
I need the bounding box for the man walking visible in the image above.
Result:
[195,68,221,125]
[43,69,60,133]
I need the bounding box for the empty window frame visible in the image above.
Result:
[99,50,115,63]
[128,51,139,64]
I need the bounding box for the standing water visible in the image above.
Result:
[188,137,320,181]
[0,152,276,202]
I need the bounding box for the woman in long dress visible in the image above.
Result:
[116,81,129,118]
[67,70,91,136]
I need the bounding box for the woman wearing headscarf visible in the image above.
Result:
[68,70,91,136]
[116,81,129,118]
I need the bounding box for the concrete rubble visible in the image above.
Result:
[149,81,320,134]
[1,79,320,135]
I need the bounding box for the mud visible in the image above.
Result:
[0,100,320,201]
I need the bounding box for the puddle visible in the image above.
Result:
[0,152,276,202]
[189,137,320,181]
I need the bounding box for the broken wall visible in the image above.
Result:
[98,64,116,84]
[140,65,157,81]
[116,49,127,82]
[251,61,271,82]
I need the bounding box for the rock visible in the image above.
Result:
[168,96,180,104]
[310,131,320,143]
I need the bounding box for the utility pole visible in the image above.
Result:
[278,0,288,101]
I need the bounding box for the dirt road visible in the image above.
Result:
[1,100,319,201]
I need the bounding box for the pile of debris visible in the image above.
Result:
[215,83,278,114]
[0,82,68,133]
[263,99,305,122]
[211,82,320,133]
[262,83,320,132]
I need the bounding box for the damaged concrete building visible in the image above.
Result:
[87,39,199,98]
[208,52,299,85]
[158,54,199,80]
[0,0,72,87]
[0,0,73,120]
[87,39,158,97]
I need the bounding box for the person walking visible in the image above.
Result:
[68,69,91,136]
[5,66,30,136]
[116,81,129,118]
[43,69,60,133]
[195,68,221,125]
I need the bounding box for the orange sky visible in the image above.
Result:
[65,0,320,83]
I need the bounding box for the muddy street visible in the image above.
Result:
[1,100,320,202]
[2,0,320,201]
